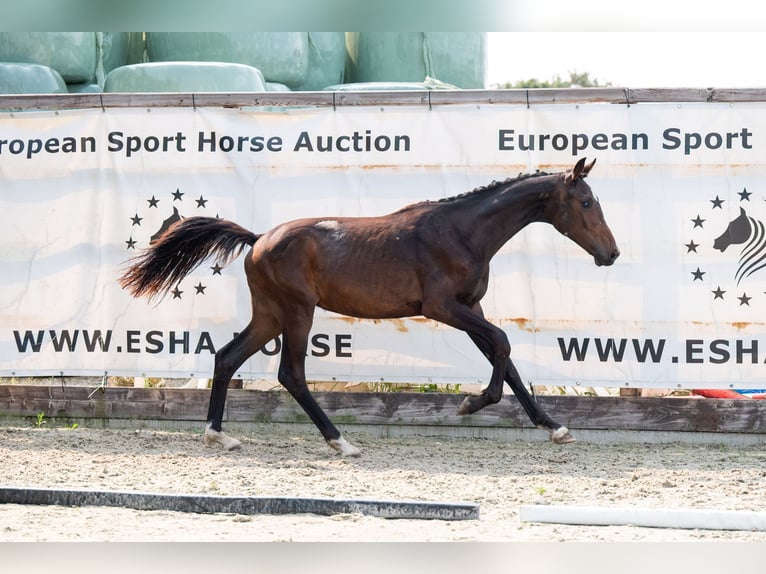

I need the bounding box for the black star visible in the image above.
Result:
[710,195,724,209]
[691,267,705,281]
[196,195,208,208]
[171,286,183,299]
[194,282,207,294]
[712,286,726,300]
[738,292,751,306]
[685,240,699,253]
[691,215,705,228]
[172,188,184,201]
[130,213,143,226]
[739,188,752,201]
[211,263,223,275]
[125,237,137,249]
[147,195,160,208]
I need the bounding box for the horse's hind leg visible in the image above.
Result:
[278,311,360,457]
[204,316,279,450]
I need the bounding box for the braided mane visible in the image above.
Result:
[392,169,558,215]
[431,170,552,205]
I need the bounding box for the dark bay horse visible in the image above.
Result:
[120,158,619,456]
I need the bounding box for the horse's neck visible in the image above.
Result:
[455,175,559,260]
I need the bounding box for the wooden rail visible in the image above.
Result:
[1,385,764,434]
[3,88,766,112]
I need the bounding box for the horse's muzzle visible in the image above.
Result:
[595,248,620,266]
[712,238,728,252]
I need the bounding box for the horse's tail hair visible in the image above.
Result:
[119,216,260,299]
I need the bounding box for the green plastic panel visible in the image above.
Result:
[0,63,67,94]
[98,33,131,78]
[324,79,458,91]
[145,33,309,88]
[345,32,485,89]
[103,62,267,92]
[296,32,346,91]
[0,32,97,83]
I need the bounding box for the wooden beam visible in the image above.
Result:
[5,88,766,112]
[0,386,764,434]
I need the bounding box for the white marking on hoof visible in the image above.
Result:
[204,423,242,451]
[551,426,575,444]
[327,436,361,457]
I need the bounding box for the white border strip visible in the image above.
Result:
[520,504,766,531]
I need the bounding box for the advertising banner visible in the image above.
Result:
[0,101,763,388]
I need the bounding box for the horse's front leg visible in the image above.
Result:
[502,358,574,444]
[456,305,574,444]
[422,300,510,413]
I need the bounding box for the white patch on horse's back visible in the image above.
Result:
[315,219,340,230]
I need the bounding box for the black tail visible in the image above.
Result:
[119,216,259,299]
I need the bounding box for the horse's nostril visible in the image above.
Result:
[610,248,620,261]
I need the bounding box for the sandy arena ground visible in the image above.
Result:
[1,423,765,542]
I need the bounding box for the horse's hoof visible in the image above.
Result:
[204,424,242,451]
[456,395,474,416]
[328,436,361,457]
[551,426,575,444]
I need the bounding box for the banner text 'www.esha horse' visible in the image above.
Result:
[120,158,619,456]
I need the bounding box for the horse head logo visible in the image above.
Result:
[150,206,182,244]
[713,207,766,284]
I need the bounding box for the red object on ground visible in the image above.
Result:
[692,389,765,399]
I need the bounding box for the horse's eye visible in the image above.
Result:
[581,200,592,209]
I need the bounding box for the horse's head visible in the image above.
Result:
[713,207,750,252]
[547,158,619,266]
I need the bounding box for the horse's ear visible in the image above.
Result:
[581,158,596,177]
[568,158,587,182]
[741,207,747,215]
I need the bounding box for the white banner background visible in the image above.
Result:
[1,102,764,388]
